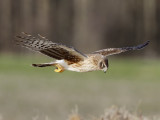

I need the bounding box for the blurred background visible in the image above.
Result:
[0,0,160,120]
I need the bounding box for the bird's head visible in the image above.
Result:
[99,58,109,73]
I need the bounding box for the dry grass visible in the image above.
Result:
[68,106,157,120]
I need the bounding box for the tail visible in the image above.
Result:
[32,63,55,67]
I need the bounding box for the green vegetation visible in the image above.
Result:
[0,54,160,120]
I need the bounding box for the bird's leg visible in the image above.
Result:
[54,64,64,73]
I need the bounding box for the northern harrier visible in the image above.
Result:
[16,32,149,73]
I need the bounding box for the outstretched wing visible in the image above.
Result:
[92,41,150,56]
[16,32,87,63]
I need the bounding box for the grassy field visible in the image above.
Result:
[0,54,160,120]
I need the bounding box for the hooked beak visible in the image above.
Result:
[103,67,108,73]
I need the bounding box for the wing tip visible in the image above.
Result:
[144,40,150,46]
[137,40,150,50]
[122,40,150,51]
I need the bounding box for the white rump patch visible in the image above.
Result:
[55,60,69,69]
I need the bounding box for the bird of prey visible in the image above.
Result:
[16,32,149,73]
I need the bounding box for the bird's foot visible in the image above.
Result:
[54,64,64,73]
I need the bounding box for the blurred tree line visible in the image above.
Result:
[0,0,159,56]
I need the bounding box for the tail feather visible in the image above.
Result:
[32,63,55,67]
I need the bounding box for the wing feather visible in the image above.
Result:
[92,41,150,56]
[16,32,87,63]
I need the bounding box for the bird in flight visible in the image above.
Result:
[16,32,149,73]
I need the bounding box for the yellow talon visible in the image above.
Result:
[54,64,64,73]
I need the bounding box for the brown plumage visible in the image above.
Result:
[16,32,150,73]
